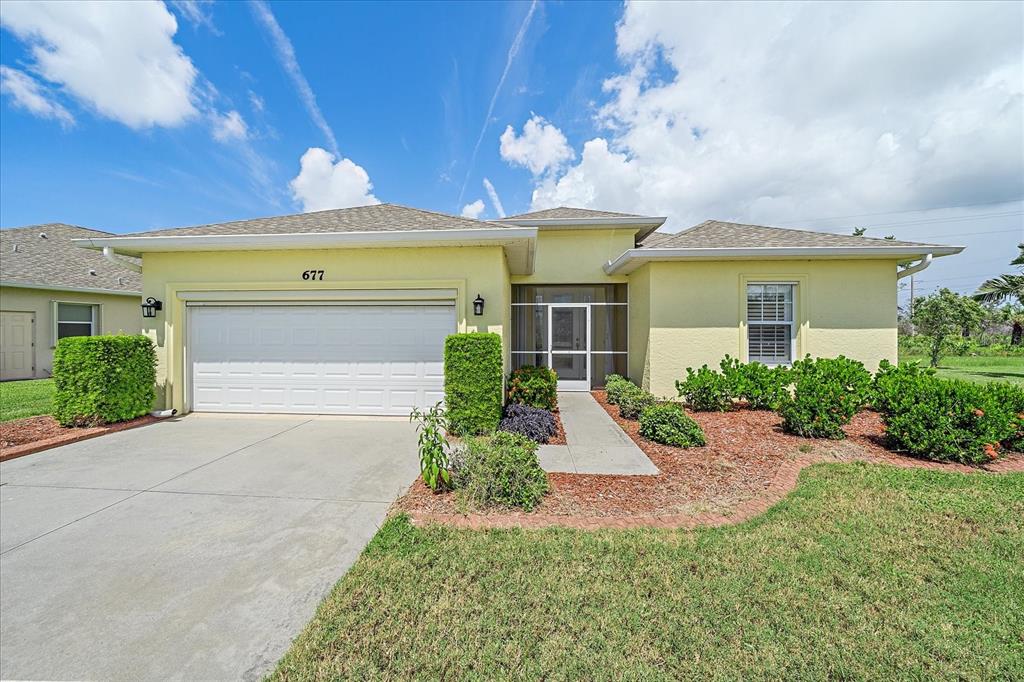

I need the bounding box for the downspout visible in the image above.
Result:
[103,246,142,273]
[896,253,932,279]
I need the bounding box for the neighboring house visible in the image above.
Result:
[71,204,962,415]
[0,224,142,380]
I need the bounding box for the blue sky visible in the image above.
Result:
[1,1,1022,301]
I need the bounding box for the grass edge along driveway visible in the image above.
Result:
[271,463,1024,681]
[0,378,54,422]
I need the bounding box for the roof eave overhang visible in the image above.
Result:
[73,227,539,275]
[0,280,141,297]
[603,245,966,275]
[498,216,667,241]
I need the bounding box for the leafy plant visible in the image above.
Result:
[778,356,872,439]
[871,359,935,414]
[409,403,453,491]
[675,364,733,411]
[507,365,558,411]
[499,403,557,443]
[454,431,549,511]
[986,381,1024,452]
[604,374,632,404]
[617,384,657,420]
[52,335,156,427]
[719,355,791,410]
[639,403,706,447]
[974,242,1023,305]
[910,289,986,367]
[443,332,503,436]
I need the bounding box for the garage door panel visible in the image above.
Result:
[190,305,454,415]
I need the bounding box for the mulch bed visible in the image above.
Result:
[396,390,1024,528]
[0,415,160,462]
[548,410,566,446]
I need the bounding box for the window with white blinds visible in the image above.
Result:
[746,283,794,365]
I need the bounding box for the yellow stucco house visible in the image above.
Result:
[0,224,142,380]
[71,204,962,415]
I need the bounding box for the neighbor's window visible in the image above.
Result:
[56,303,96,340]
[746,284,794,365]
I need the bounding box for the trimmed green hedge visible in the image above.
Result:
[444,332,503,436]
[52,335,157,427]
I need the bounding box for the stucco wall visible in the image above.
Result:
[511,228,635,284]
[141,245,510,412]
[636,259,899,397]
[0,286,141,378]
[627,264,651,387]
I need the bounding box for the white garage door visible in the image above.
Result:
[189,304,454,415]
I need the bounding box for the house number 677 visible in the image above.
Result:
[302,270,325,280]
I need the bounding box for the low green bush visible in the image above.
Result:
[52,335,156,427]
[604,374,632,404]
[618,384,657,420]
[719,355,791,410]
[881,378,1017,464]
[444,333,503,436]
[778,356,872,439]
[986,382,1024,452]
[507,365,558,411]
[639,403,706,447]
[871,359,936,414]
[675,365,733,411]
[453,431,549,511]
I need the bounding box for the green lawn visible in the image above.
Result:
[900,354,1024,385]
[0,378,54,422]
[272,464,1024,680]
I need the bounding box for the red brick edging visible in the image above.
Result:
[405,452,1024,531]
[0,415,161,463]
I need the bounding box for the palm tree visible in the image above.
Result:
[974,243,1024,304]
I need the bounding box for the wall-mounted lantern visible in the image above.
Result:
[141,297,163,318]
[472,294,485,316]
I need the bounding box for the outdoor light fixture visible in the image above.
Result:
[141,297,163,318]
[472,294,485,316]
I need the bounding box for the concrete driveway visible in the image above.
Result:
[0,414,419,681]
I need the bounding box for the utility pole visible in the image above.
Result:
[909,275,914,318]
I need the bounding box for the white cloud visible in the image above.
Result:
[483,178,506,218]
[512,2,1024,228]
[500,114,574,175]
[211,109,248,142]
[461,199,486,219]
[0,65,73,127]
[169,0,220,35]
[289,147,380,212]
[249,0,339,157]
[0,0,199,129]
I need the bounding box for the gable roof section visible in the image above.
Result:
[0,223,142,295]
[503,206,644,220]
[606,219,963,274]
[116,203,504,238]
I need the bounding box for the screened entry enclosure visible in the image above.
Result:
[511,284,627,390]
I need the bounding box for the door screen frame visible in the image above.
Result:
[548,303,590,391]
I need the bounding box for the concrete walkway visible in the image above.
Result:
[538,392,658,475]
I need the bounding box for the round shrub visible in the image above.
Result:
[986,381,1024,452]
[719,355,791,410]
[618,384,657,420]
[778,356,872,439]
[499,403,557,443]
[604,374,632,404]
[453,431,549,511]
[675,364,733,411]
[52,335,157,427]
[871,359,935,414]
[639,403,706,447]
[507,365,558,411]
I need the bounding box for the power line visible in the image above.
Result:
[784,197,1024,225]
[823,211,1023,233]
[909,228,1021,240]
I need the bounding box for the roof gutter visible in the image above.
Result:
[604,245,964,275]
[103,246,142,273]
[0,280,141,297]
[896,253,933,279]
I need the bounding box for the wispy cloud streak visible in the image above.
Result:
[458,0,538,204]
[249,0,339,156]
[483,178,506,218]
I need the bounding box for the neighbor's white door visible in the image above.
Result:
[188,304,454,415]
[0,311,35,380]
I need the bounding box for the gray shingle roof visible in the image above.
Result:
[503,206,645,220]
[639,220,939,250]
[0,224,142,293]
[120,203,504,238]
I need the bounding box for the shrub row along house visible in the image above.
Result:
[58,204,963,416]
[0,224,142,380]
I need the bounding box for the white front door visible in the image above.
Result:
[189,304,454,415]
[549,304,589,391]
[0,311,35,380]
